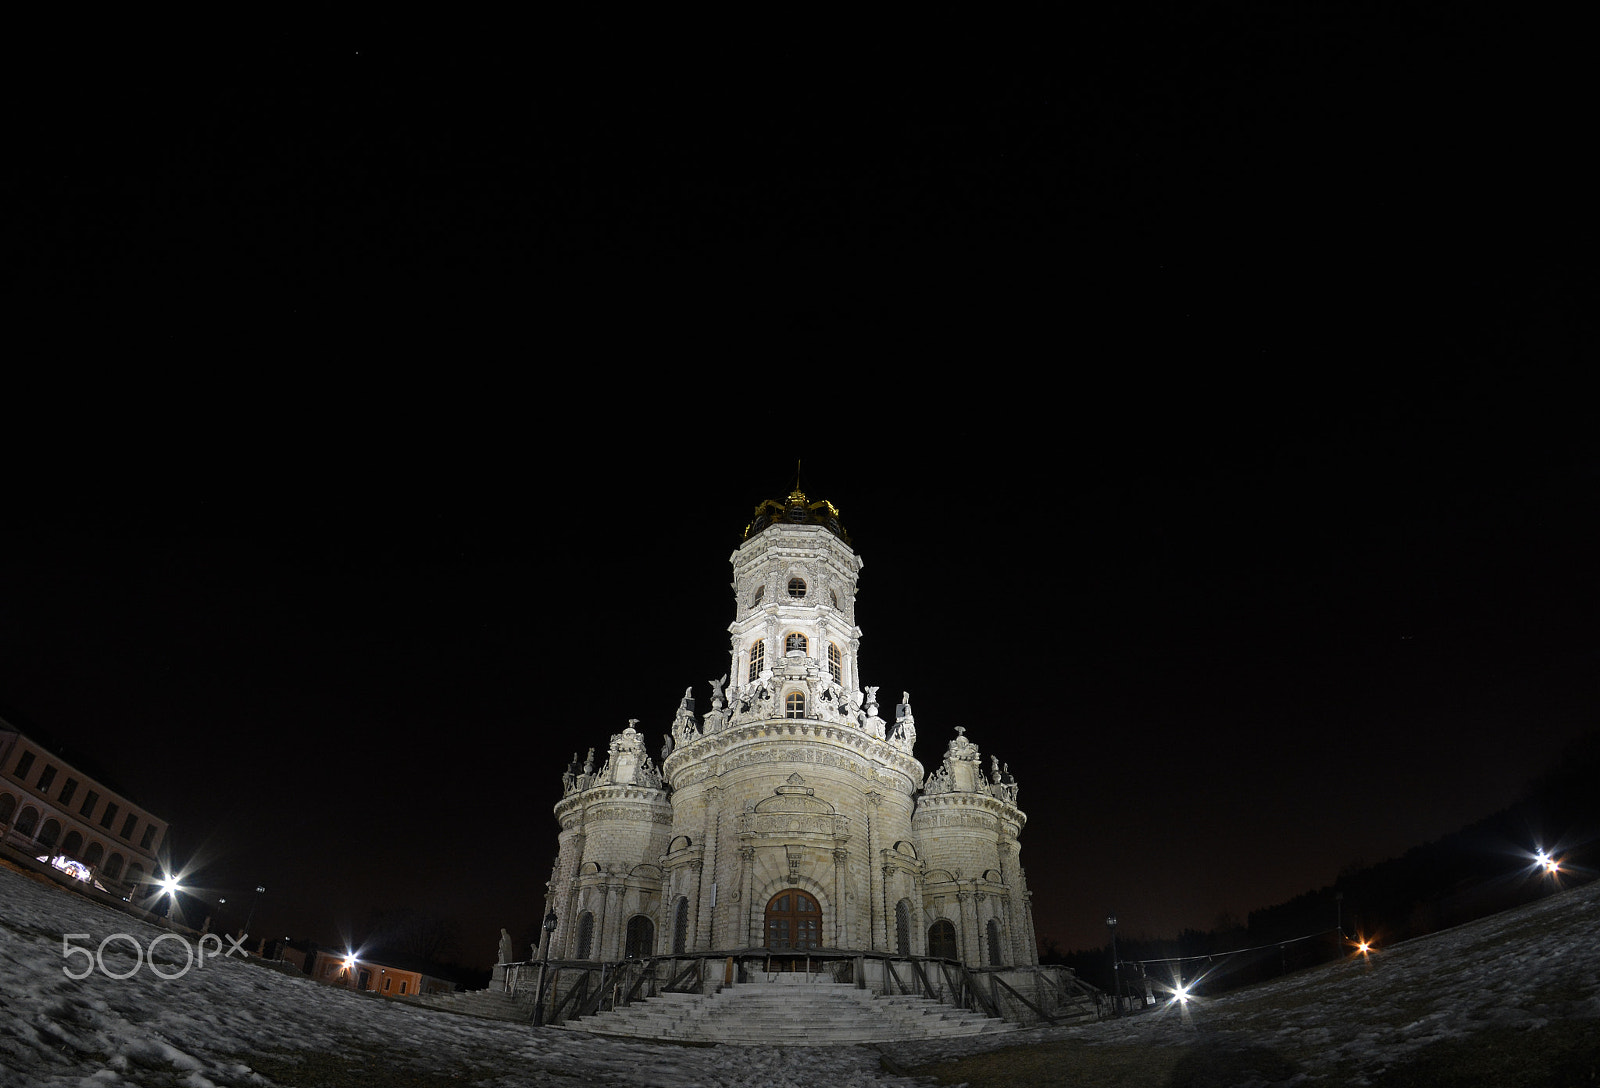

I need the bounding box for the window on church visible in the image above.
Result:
[673,897,690,953]
[785,632,808,655]
[987,918,1004,966]
[830,589,839,609]
[751,584,764,608]
[625,915,654,959]
[576,911,595,959]
[928,919,958,961]
[785,692,806,719]
[895,900,911,955]
[749,640,765,680]
[787,578,806,598]
[765,890,821,950]
[827,643,841,683]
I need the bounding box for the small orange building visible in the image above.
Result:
[310,949,457,997]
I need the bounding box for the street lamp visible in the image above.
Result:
[244,885,266,941]
[533,910,558,1026]
[1106,912,1122,1018]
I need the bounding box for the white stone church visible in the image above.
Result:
[543,485,1037,970]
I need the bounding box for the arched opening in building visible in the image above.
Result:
[785,692,806,718]
[575,911,595,959]
[624,915,654,959]
[103,853,125,880]
[765,890,821,950]
[84,842,104,867]
[895,899,912,955]
[748,640,765,680]
[987,918,1004,966]
[928,919,958,961]
[14,806,38,837]
[0,793,14,824]
[61,830,83,857]
[672,897,690,953]
[37,818,60,849]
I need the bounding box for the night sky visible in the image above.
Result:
[8,21,1594,967]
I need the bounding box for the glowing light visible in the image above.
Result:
[159,876,183,897]
[1357,941,1371,955]
[1174,985,1191,1004]
[1534,848,1562,875]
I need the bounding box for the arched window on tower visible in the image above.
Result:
[785,692,806,719]
[827,643,841,684]
[928,919,958,961]
[895,900,912,955]
[787,577,806,598]
[987,918,1004,966]
[673,897,690,953]
[575,911,595,959]
[785,632,808,655]
[750,584,765,608]
[748,640,765,681]
[624,915,654,959]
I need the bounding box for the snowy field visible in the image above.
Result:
[1,860,1596,1087]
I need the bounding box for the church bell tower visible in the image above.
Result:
[725,487,864,725]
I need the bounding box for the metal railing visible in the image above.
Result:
[503,948,1102,1027]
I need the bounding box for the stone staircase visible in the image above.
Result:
[406,987,534,1022]
[555,979,1020,1044]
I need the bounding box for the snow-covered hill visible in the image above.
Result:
[2,860,1596,1086]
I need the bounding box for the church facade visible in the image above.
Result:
[543,487,1037,970]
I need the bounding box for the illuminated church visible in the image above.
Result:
[543,485,1037,970]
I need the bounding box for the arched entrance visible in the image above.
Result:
[764,889,822,952]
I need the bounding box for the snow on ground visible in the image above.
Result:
[2,860,1596,1086]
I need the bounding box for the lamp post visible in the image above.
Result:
[533,910,558,1026]
[244,885,266,942]
[1106,912,1122,1018]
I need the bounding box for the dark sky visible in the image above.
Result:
[7,22,1594,964]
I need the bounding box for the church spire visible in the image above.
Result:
[742,469,850,544]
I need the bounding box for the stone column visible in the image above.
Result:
[958,887,979,967]
[831,848,848,946]
[738,845,756,947]
[600,881,623,960]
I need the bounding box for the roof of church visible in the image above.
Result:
[742,486,851,544]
